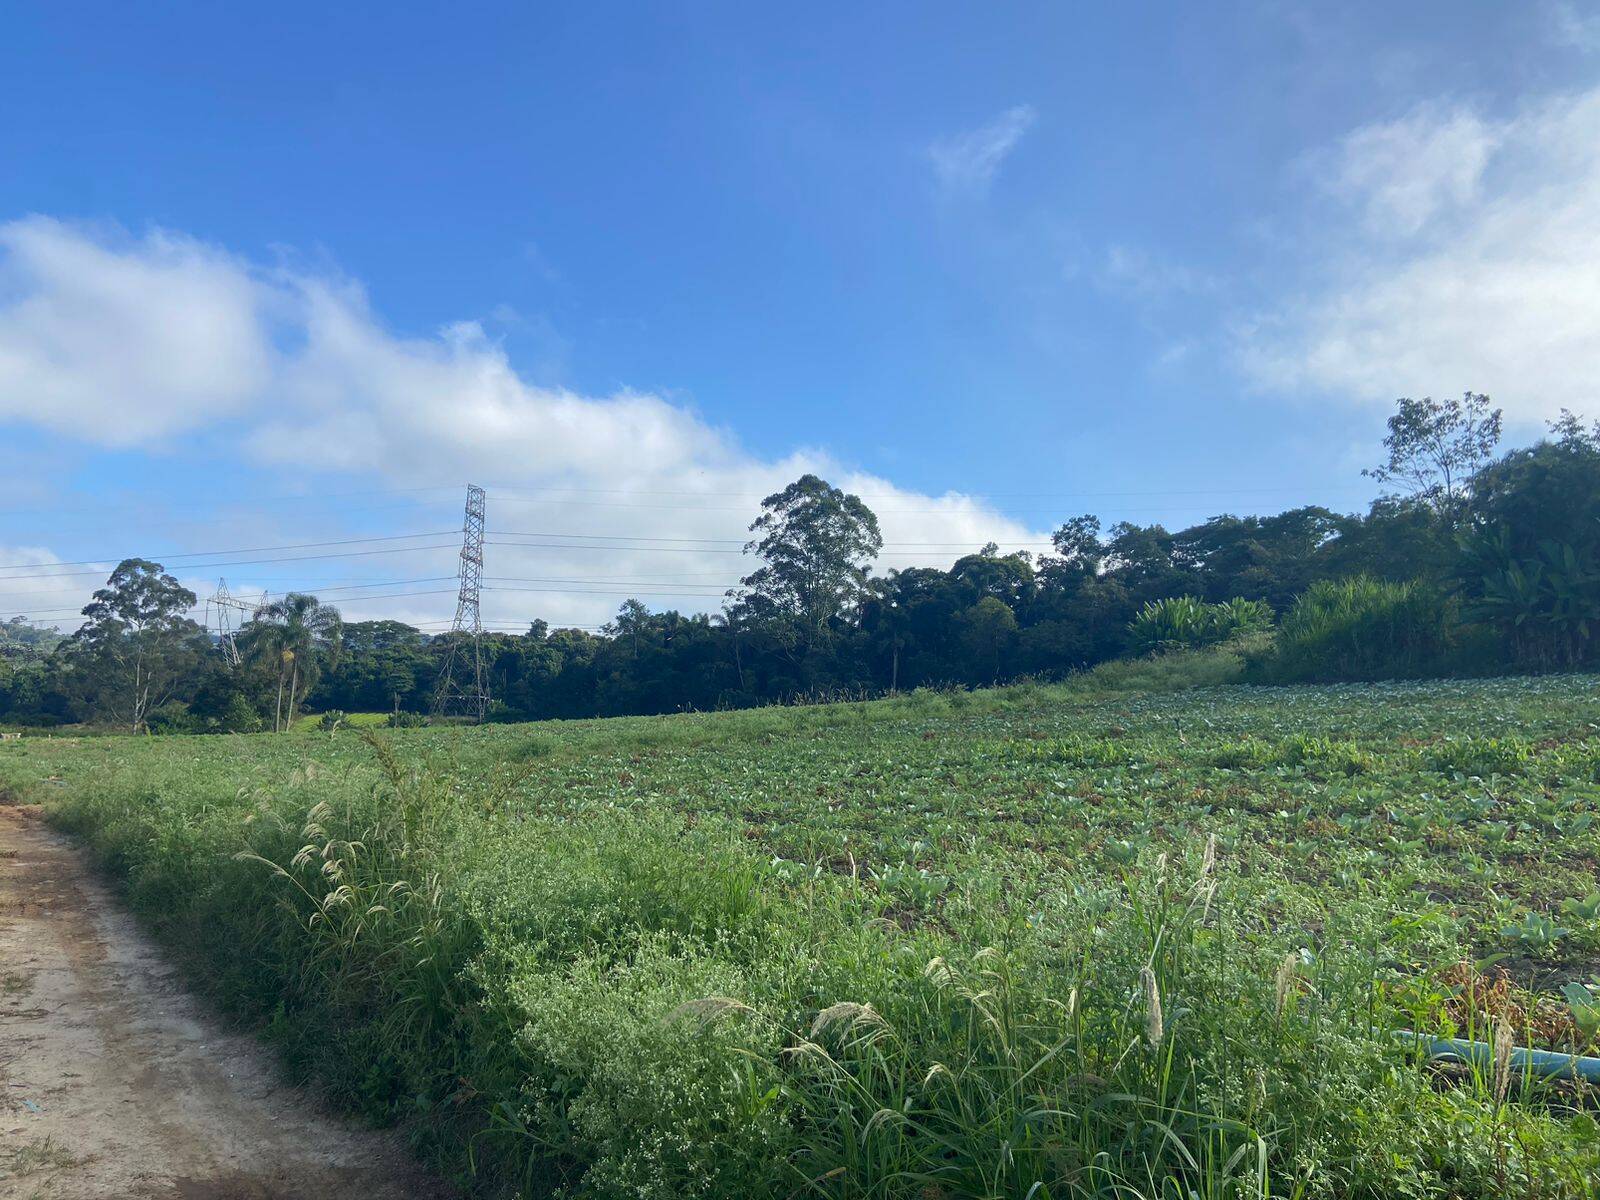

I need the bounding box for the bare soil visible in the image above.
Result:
[0,806,452,1200]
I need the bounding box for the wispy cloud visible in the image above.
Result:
[1099,244,1220,302]
[1311,101,1499,236]
[1237,86,1600,423]
[520,239,561,283]
[1551,1,1600,52]
[927,104,1037,192]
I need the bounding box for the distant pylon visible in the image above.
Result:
[432,484,489,721]
[205,578,255,667]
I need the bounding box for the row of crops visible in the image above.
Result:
[3,675,1599,1196]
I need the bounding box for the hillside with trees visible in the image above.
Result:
[5,396,1600,732]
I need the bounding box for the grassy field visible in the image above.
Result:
[287,710,397,732]
[4,672,1600,1197]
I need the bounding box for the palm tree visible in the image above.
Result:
[860,575,910,693]
[246,593,342,732]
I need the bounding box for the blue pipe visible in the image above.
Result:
[1396,1030,1600,1082]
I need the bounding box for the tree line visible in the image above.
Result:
[4,394,1599,732]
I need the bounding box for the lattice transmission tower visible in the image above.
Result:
[432,484,490,721]
[205,578,258,667]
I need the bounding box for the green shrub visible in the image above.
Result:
[1128,595,1275,655]
[146,701,200,735]
[213,693,263,734]
[1260,576,1465,682]
[1064,633,1269,694]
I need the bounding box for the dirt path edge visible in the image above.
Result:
[0,805,453,1200]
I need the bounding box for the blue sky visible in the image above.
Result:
[4,2,1600,631]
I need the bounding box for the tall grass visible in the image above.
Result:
[1257,577,1465,683]
[41,727,1599,1199]
[1063,634,1268,695]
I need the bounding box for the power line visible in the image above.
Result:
[491,531,751,545]
[6,569,737,602]
[8,503,462,541]
[486,575,736,589]
[0,531,458,574]
[483,483,1372,501]
[488,528,1056,546]
[0,530,1048,581]
[0,538,1029,579]
[488,540,746,555]
[286,575,458,593]
[411,620,610,632]
[484,540,1056,556]
[489,528,1058,548]
[488,578,733,590]
[0,543,461,582]
[0,575,460,603]
[485,497,1369,516]
[7,571,738,604]
[0,478,1376,524]
[297,589,459,604]
[4,510,1348,582]
[485,585,732,598]
[9,589,461,621]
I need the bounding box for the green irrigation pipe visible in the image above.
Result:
[1397,1031,1600,1082]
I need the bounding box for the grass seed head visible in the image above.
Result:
[1140,966,1164,1051]
[1274,952,1299,1017]
[811,1001,888,1040]
[664,996,755,1027]
[1493,1019,1515,1104]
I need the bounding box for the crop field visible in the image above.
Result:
[5,674,1600,1198]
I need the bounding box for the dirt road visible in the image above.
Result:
[0,805,451,1199]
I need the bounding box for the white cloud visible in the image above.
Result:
[0,217,273,444]
[1239,87,1600,423]
[0,546,230,631]
[0,218,1045,630]
[1315,102,1498,236]
[927,105,1037,192]
[0,546,104,626]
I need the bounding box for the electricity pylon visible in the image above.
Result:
[205,578,256,667]
[431,484,490,721]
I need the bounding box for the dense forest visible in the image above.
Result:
[5,395,1600,732]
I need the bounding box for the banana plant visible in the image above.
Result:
[1537,538,1600,660]
[1461,522,1600,667]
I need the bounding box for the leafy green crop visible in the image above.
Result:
[5,673,1600,1197]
